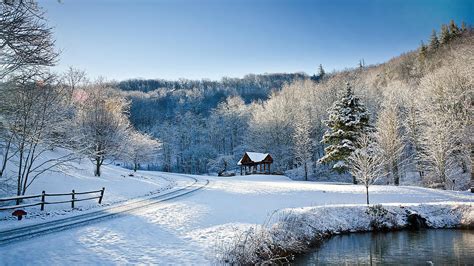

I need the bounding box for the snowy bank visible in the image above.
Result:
[219,202,473,264]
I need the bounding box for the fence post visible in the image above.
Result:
[98,187,105,204]
[40,191,46,211]
[71,189,75,209]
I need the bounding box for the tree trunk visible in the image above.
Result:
[304,162,308,181]
[393,161,399,186]
[0,136,13,177]
[95,157,101,177]
[134,163,138,172]
[471,144,473,193]
[366,186,370,205]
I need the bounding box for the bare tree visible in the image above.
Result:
[348,134,385,205]
[0,74,77,199]
[293,111,312,181]
[421,116,461,189]
[375,92,405,185]
[75,82,131,176]
[418,66,472,189]
[61,66,87,105]
[0,0,57,80]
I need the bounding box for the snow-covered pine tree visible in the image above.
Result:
[448,20,460,38]
[418,41,428,63]
[440,24,450,44]
[319,83,371,183]
[429,29,439,51]
[317,64,325,79]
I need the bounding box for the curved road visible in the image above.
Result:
[0,173,209,246]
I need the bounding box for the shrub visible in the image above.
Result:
[366,204,396,230]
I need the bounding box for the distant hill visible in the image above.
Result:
[118,72,308,128]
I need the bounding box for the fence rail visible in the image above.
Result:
[0,188,105,211]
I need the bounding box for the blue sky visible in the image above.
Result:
[41,0,473,81]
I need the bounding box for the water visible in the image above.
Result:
[295,230,474,265]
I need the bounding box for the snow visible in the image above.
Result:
[0,149,173,223]
[0,172,472,264]
[237,152,270,165]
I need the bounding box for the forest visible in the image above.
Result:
[0,0,472,200]
[120,21,473,191]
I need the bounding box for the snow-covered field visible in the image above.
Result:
[0,171,472,264]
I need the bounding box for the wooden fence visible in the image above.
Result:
[0,188,105,211]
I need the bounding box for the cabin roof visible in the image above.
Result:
[237,152,272,165]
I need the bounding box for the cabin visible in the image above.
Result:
[237,152,273,175]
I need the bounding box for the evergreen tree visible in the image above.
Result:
[317,64,325,79]
[418,41,428,62]
[461,21,467,32]
[429,29,439,50]
[449,20,460,38]
[440,24,450,44]
[319,83,371,183]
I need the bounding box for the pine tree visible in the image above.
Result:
[440,24,450,44]
[461,21,467,32]
[319,83,371,183]
[429,29,439,50]
[449,20,460,38]
[418,41,428,62]
[317,64,325,79]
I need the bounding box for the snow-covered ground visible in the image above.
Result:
[0,150,174,224]
[0,173,472,264]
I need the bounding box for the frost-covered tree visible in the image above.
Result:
[210,95,248,157]
[317,64,325,79]
[375,94,405,185]
[0,0,57,80]
[75,82,131,176]
[61,67,87,105]
[429,29,439,51]
[319,83,371,182]
[399,84,426,180]
[449,20,460,38]
[440,24,450,44]
[348,134,385,205]
[124,131,160,172]
[293,111,312,181]
[247,91,296,171]
[0,74,77,198]
[418,41,428,63]
[207,154,234,175]
[418,66,472,189]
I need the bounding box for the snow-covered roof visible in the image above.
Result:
[237,152,270,165]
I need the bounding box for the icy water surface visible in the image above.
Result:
[295,229,474,265]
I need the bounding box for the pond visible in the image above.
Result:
[294,229,474,265]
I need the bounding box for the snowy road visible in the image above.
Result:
[0,173,472,265]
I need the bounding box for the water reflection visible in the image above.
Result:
[295,230,474,265]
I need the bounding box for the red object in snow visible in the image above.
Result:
[12,209,27,221]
